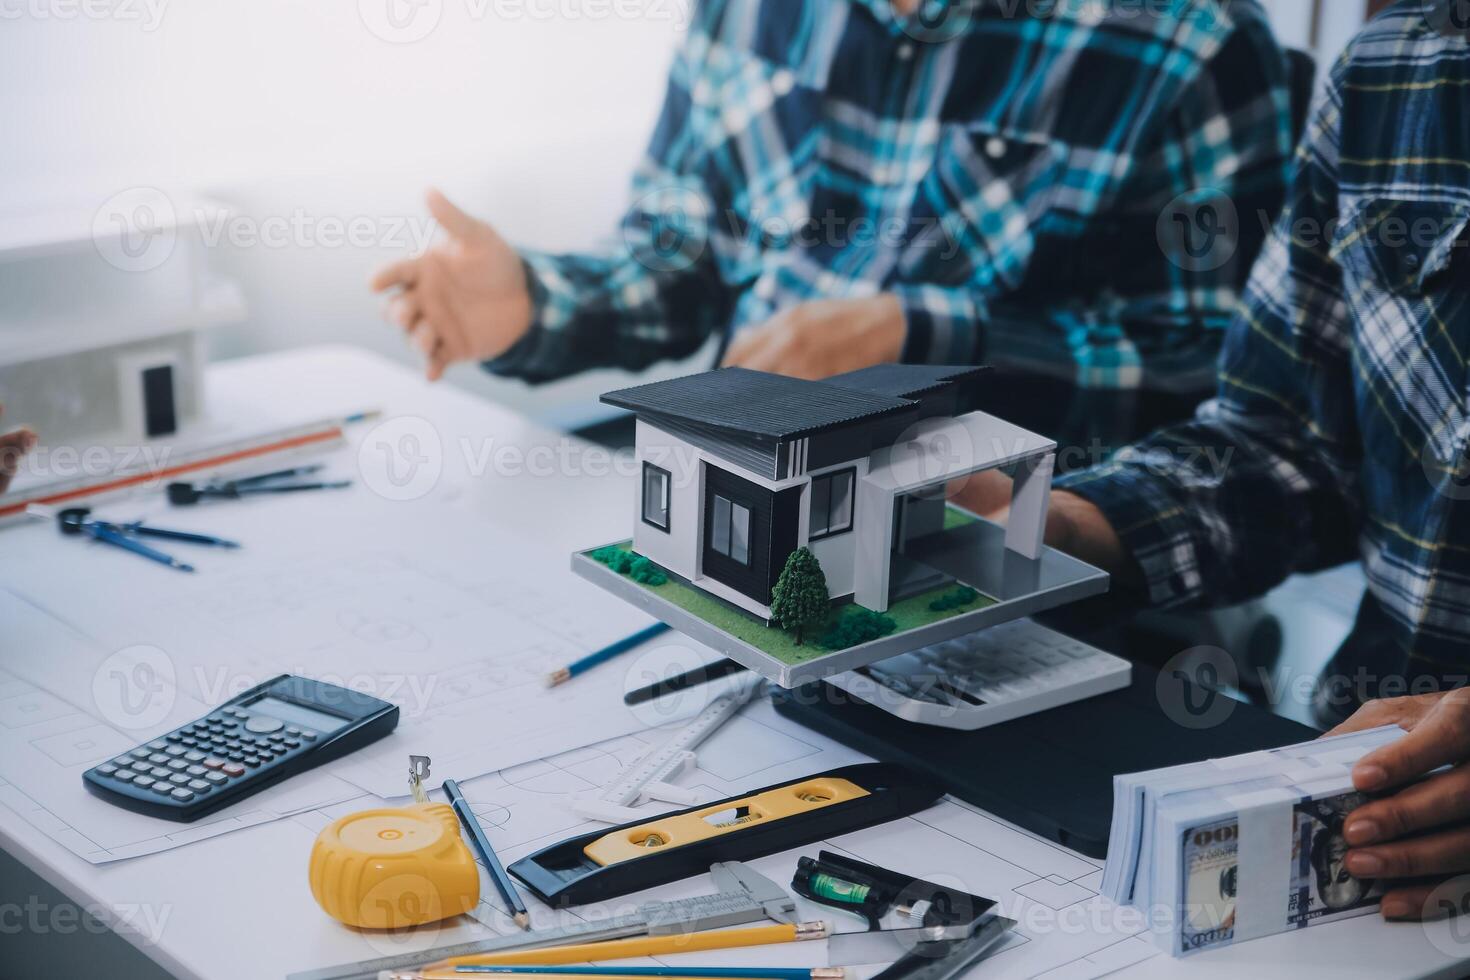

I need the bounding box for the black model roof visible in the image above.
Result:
[822,364,988,400]
[601,365,986,440]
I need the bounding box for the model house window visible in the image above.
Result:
[710,493,751,564]
[642,462,671,531]
[809,469,854,539]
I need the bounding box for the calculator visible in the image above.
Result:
[83,674,399,822]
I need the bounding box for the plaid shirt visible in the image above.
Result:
[489,0,1293,392]
[1059,4,1470,674]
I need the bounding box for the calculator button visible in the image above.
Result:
[166,734,183,743]
[148,753,169,764]
[222,763,246,776]
[147,739,168,750]
[188,779,211,792]
[112,756,133,767]
[207,714,225,722]
[167,759,189,771]
[152,782,176,796]
[204,771,227,785]
[242,756,262,767]
[115,771,136,783]
[131,748,151,759]
[130,761,152,773]
[283,738,300,748]
[244,716,284,734]
[168,773,190,785]
[185,750,205,762]
[165,745,187,756]
[285,727,301,736]
[180,738,197,747]
[170,788,194,802]
[202,757,225,769]
[97,764,118,775]
[134,775,156,787]
[186,765,207,776]
[300,731,317,741]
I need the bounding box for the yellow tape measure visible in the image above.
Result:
[308,802,480,929]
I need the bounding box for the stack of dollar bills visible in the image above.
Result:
[1102,725,1405,956]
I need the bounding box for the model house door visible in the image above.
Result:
[702,466,799,606]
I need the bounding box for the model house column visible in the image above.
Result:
[1004,452,1054,561]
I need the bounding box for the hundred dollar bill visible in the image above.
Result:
[1178,815,1238,955]
[1176,790,1382,955]
[1289,791,1383,927]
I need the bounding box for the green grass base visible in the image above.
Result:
[587,511,995,668]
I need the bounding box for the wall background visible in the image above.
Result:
[0,0,1369,426]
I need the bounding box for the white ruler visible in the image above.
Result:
[574,673,763,824]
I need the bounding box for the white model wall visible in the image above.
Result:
[633,419,867,612]
[632,419,703,584]
[804,460,865,601]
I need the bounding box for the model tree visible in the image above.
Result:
[770,547,829,645]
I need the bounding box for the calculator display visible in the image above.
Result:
[250,696,350,734]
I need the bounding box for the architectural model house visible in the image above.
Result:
[575,364,1110,688]
[603,364,1057,620]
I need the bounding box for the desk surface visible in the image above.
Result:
[2,346,1465,980]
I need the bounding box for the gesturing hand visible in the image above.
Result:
[0,404,36,495]
[1326,688,1470,919]
[370,190,533,381]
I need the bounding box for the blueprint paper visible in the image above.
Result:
[0,481,725,860]
[0,593,365,863]
[282,695,1158,980]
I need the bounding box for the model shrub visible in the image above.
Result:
[628,556,668,586]
[591,546,636,575]
[770,548,829,645]
[817,608,897,650]
[928,586,979,612]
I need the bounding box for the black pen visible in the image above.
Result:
[442,778,530,929]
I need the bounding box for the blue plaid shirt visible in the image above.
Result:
[489,0,1293,392]
[1059,3,1470,674]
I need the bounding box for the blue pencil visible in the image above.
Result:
[452,968,838,980]
[545,622,671,687]
[442,778,530,930]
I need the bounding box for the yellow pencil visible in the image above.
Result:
[443,921,829,970]
[393,972,845,980]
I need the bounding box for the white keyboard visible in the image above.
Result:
[823,618,1131,730]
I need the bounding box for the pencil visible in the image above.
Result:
[442,778,530,930]
[622,657,748,705]
[393,971,844,980]
[448,922,828,968]
[452,969,845,979]
[546,622,672,687]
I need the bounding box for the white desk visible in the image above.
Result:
[2,346,1465,980]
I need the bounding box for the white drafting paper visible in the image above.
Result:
[0,481,725,860]
[281,695,1155,980]
[0,590,366,863]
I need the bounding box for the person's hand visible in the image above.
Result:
[1325,689,1470,919]
[0,404,37,495]
[721,295,905,381]
[369,190,533,381]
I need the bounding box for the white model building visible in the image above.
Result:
[0,192,242,448]
[603,365,1056,621]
